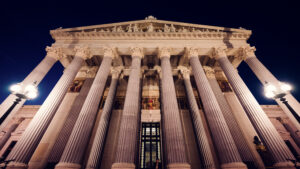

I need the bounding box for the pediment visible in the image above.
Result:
[50,16,251,40]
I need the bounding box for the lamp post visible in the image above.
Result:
[264,82,300,123]
[0,82,38,125]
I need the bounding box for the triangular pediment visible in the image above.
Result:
[51,16,251,34]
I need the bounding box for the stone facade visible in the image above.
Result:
[0,16,299,169]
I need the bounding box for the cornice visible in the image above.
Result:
[51,31,250,41]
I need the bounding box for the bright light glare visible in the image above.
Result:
[24,84,37,93]
[26,91,38,99]
[280,83,292,92]
[10,84,22,93]
[265,84,277,93]
[265,91,275,98]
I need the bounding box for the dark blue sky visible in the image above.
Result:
[0,0,299,105]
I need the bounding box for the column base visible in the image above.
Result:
[167,163,191,169]
[273,161,296,169]
[220,162,247,169]
[111,163,135,169]
[55,162,81,169]
[6,162,28,169]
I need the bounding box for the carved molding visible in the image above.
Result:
[130,47,144,58]
[203,66,215,79]
[74,46,91,59]
[45,46,63,60]
[158,47,172,58]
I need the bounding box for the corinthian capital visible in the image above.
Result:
[185,47,199,58]
[111,66,123,79]
[241,45,256,60]
[74,46,91,60]
[103,47,118,59]
[45,46,63,60]
[213,46,227,60]
[130,47,144,58]
[178,66,190,79]
[203,66,215,79]
[158,47,172,59]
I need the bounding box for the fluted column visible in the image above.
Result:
[0,118,24,149]
[178,67,216,169]
[55,48,115,169]
[5,46,89,169]
[111,47,143,169]
[159,47,190,169]
[203,66,265,169]
[85,68,121,169]
[214,46,296,168]
[187,47,246,169]
[0,47,61,131]
[242,46,300,131]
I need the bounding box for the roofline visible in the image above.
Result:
[51,19,252,34]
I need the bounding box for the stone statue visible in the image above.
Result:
[127,24,132,32]
[147,23,154,32]
[133,24,139,32]
[170,24,176,32]
[117,26,124,32]
[164,24,170,32]
[112,26,117,32]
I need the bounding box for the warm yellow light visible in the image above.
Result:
[24,84,37,93]
[280,83,292,92]
[10,84,22,93]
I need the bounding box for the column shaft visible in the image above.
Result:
[6,56,84,165]
[160,56,189,166]
[189,57,245,168]
[0,118,24,149]
[0,56,57,131]
[86,76,118,169]
[245,57,300,129]
[218,56,295,164]
[113,56,141,166]
[47,78,94,164]
[183,77,216,169]
[56,57,112,167]
[207,73,265,169]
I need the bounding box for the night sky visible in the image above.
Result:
[0,0,299,105]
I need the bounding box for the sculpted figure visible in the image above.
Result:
[127,24,132,32]
[133,24,139,32]
[147,23,154,32]
[170,24,176,32]
[117,26,124,32]
[112,26,117,32]
[164,24,170,32]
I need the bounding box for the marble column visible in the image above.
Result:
[55,48,115,169]
[0,47,61,132]
[28,78,94,169]
[179,67,216,169]
[203,66,265,169]
[111,47,143,169]
[85,68,121,169]
[214,46,296,168]
[187,47,246,169]
[5,46,89,169]
[158,48,190,169]
[242,46,300,131]
[0,118,24,149]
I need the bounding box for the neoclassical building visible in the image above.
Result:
[0,16,299,169]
